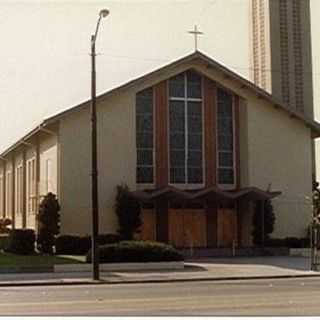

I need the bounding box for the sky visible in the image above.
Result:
[0,0,319,154]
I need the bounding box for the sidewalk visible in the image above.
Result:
[0,256,318,286]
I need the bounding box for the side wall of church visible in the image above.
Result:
[246,97,313,238]
[58,91,137,235]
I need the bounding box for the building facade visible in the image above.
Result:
[249,0,314,117]
[0,52,318,248]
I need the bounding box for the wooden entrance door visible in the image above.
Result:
[140,209,157,241]
[169,209,207,248]
[217,208,237,248]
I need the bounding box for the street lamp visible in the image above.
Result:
[91,8,109,281]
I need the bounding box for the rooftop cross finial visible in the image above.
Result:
[188,25,203,52]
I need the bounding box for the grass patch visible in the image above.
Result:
[0,251,84,267]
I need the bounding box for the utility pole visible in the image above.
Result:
[90,9,109,281]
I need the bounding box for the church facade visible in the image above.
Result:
[0,51,319,248]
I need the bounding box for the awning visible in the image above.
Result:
[131,186,281,204]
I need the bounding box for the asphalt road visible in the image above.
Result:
[0,277,320,316]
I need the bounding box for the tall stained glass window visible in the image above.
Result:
[169,71,203,185]
[136,88,154,184]
[217,88,235,186]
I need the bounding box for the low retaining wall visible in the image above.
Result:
[54,261,184,273]
[180,247,289,258]
[289,248,311,257]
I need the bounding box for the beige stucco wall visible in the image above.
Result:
[25,143,37,230]
[59,91,136,235]
[0,163,4,217]
[246,97,313,238]
[4,157,13,222]
[39,133,58,197]
[13,149,23,229]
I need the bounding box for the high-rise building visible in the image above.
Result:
[249,0,314,118]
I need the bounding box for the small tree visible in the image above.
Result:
[37,192,61,254]
[252,199,275,246]
[313,180,320,222]
[0,218,12,234]
[115,184,142,240]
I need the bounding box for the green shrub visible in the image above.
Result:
[265,237,310,248]
[6,229,35,255]
[252,199,275,246]
[55,234,121,255]
[37,193,61,254]
[55,235,91,255]
[0,236,9,250]
[86,241,184,263]
[98,234,122,245]
[265,238,287,248]
[285,237,309,248]
[115,184,142,240]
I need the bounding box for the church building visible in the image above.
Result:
[0,50,319,248]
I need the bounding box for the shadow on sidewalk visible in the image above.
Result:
[186,256,312,272]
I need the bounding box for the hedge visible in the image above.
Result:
[6,229,35,255]
[0,236,9,251]
[55,234,122,255]
[265,237,310,248]
[86,241,184,263]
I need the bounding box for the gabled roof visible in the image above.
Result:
[1,50,320,157]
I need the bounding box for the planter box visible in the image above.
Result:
[290,248,311,257]
[180,247,289,258]
[54,261,184,273]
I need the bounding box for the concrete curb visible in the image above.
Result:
[0,266,53,274]
[0,273,320,287]
[54,261,184,273]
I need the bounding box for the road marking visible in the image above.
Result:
[0,289,319,309]
[2,295,320,316]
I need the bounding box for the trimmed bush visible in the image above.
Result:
[265,238,287,248]
[0,236,9,251]
[55,234,121,255]
[286,237,309,248]
[37,193,61,254]
[55,235,90,255]
[6,229,35,255]
[86,241,184,263]
[265,237,310,248]
[98,234,122,246]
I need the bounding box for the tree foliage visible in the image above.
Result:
[115,184,142,240]
[0,218,12,234]
[252,199,275,246]
[313,180,320,224]
[37,192,61,254]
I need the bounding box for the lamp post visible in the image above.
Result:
[91,8,109,281]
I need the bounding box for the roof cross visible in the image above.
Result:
[188,25,204,51]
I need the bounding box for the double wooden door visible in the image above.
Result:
[168,209,207,248]
[217,208,238,248]
[140,209,157,241]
